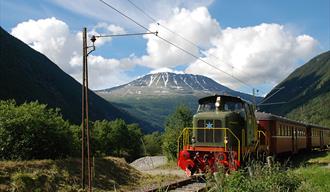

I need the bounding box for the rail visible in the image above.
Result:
[178,128,241,161]
[143,175,206,192]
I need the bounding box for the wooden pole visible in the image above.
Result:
[81,27,87,190]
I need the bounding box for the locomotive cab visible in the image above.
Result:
[193,95,256,147]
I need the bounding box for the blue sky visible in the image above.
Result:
[1,0,329,95]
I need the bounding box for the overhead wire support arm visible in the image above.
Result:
[88,31,157,53]
[93,31,157,38]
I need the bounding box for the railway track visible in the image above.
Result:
[145,175,207,192]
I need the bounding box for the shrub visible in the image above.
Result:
[93,119,143,161]
[208,161,303,192]
[0,100,76,160]
[143,132,163,156]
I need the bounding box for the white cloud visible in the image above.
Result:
[185,23,318,89]
[69,55,135,89]
[149,67,184,74]
[52,0,214,28]
[11,17,77,73]
[139,7,221,68]
[11,17,135,90]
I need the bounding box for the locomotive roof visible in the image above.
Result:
[198,94,251,105]
[255,111,330,130]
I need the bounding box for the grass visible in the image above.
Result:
[295,165,330,192]
[154,160,178,169]
[0,157,183,192]
[208,151,330,192]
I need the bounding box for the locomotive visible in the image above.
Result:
[177,95,330,176]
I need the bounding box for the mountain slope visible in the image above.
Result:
[0,27,152,131]
[260,51,330,126]
[97,73,262,131]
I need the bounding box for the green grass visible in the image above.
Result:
[208,152,330,192]
[295,165,330,192]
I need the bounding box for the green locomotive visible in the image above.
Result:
[177,95,260,175]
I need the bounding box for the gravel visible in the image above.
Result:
[130,156,167,171]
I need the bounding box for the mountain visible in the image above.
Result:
[0,27,153,131]
[260,51,330,127]
[99,72,261,100]
[97,72,262,131]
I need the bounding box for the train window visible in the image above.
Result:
[285,126,288,136]
[215,120,221,128]
[197,120,204,127]
[288,127,291,136]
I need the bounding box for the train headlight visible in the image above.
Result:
[191,137,196,143]
[224,138,228,144]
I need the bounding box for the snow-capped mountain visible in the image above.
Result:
[96,72,262,132]
[97,72,259,102]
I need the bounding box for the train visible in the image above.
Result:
[177,95,330,176]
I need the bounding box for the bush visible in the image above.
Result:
[93,119,143,161]
[143,132,163,156]
[208,162,303,192]
[0,100,76,160]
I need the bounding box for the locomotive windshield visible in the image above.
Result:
[197,95,244,113]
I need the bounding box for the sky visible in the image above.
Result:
[1,0,329,96]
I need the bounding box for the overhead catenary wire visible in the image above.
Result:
[98,0,255,90]
[127,0,204,52]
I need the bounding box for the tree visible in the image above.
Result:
[93,120,114,156]
[0,100,75,160]
[126,123,143,161]
[143,132,162,156]
[93,119,143,160]
[162,104,193,161]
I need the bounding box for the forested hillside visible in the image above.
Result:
[260,51,330,127]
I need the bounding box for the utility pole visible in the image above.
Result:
[80,28,156,191]
[81,27,86,190]
[82,27,94,192]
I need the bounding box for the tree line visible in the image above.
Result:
[0,100,193,162]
